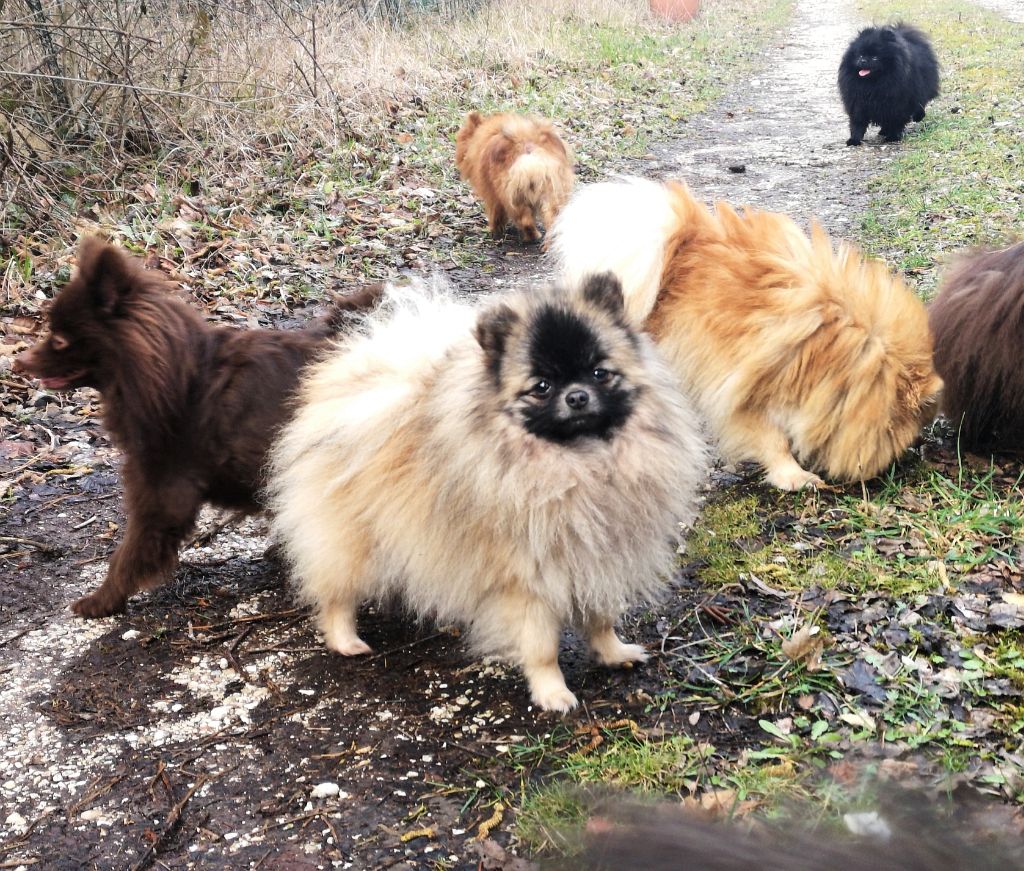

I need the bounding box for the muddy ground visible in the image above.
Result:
[2,0,1022,868]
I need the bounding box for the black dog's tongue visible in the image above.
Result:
[859,69,871,77]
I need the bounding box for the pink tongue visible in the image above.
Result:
[859,69,870,77]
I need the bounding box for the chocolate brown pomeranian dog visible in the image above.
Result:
[929,241,1024,450]
[267,274,707,712]
[549,177,942,490]
[569,798,1024,870]
[455,111,574,242]
[13,237,380,617]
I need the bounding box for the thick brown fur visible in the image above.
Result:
[551,177,942,489]
[652,182,942,487]
[454,110,574,242]
[928,241,1024,450]
[13,237,382,617]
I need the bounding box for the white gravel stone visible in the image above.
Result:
[311,782,343,799]
[4,812,27,830]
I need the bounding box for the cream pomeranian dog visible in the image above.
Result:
[267,274,706,712]
[455,111,574,241]
[548,177,942,490]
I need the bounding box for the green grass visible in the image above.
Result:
[835,465,1024,575]
[855,0,1024,296]
[687,489,948,599]
[514,727,706,854]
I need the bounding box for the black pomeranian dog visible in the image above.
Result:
[838,23,939,146]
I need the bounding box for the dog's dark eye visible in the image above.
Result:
[531,380,551,397]
[51,334,70,351]
[592,368,611,383]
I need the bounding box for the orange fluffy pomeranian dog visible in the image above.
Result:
[455,111,574,242]
[549,177,942,490]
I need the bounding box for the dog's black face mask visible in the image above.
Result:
[514,303,635,444]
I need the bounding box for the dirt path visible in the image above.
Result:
[0,2,968,869]
[639,0,883,232]
[972,0,1024,23]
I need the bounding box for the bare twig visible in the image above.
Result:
[128,775,207,871]
[0,20,159,43]
[0,534,61,554]
[23,0,72,124]
[0,69,266,109]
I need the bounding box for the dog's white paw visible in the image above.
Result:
[589,626,650,667]
[591,635,649,667]
[765,466,824,491]
[527,669,578,713]
[325,632,372,657]
[531,685,579,713]
[601,642,650,667]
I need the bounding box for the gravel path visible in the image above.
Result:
[640,0,886,235]
[972,0,1024,23]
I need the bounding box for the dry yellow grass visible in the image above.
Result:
[1,0,760,152]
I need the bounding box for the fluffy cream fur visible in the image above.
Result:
[547,175,678,324]
[549,177,942,489]
[268,277,706,712]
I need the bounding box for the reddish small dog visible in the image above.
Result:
[14,237,381,617]
[929,241,1024,450]
[455,111,574,242]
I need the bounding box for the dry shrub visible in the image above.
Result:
[0,0,690,245]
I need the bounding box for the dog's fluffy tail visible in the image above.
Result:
[271,275,475,501]
[547,176,681,326]
[503,148,573,218]
[313,281,388,336]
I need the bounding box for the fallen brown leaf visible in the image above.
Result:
[780,625,825,671]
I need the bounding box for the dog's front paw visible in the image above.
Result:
[325,633,372,657]
[532,684,579,713]
[71,588,127,619]
[765,467,825,492]
[527,667,579,713]
[846,137,863,146]
[320,604,372,656]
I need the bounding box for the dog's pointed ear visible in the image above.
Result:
[475,302,520,377]
[76,237,138,316]
[581,272,625,317]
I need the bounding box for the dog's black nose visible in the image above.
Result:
[565,389,589,410]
